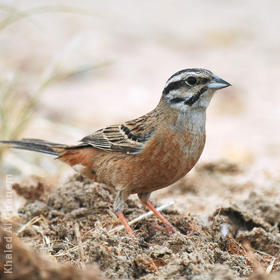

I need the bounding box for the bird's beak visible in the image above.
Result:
[208,74,231,89]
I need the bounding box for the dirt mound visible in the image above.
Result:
[2,171,278,280]
[0,218,103,280]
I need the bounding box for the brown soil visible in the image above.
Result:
[0,220,102,280]
[1,161,280,280]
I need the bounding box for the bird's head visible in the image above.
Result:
[162,68,231,111]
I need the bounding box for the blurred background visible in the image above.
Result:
[0,0,280,214]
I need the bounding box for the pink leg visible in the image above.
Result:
[116,212,135,236]
[143,201,176,234]
[138,192,176,234]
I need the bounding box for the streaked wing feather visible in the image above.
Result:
[80,117,155,155]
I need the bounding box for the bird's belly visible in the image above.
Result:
[98,129,206,194]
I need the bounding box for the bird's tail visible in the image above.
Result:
[0,138,67,156]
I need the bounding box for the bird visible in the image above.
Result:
[0,68,231,236]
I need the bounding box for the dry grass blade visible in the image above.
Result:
[75,223,86,270]
[53,244,82,257]
[266,257,276,274]
[17,216,42,235]
[243,241,265,273]
[109,201,174,233]
[0,5,99,31]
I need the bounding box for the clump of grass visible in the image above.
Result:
[0,72,52,142]
[0,4,111,176]
[0,3,96,142]
[0,64,57,175]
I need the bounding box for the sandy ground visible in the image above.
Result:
[1,163,280,279]
[1,1,280,279]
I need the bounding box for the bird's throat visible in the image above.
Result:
[176,108,206,135]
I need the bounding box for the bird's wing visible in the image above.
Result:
[80,116,155,155]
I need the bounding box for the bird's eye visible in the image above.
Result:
[186,76,197,85]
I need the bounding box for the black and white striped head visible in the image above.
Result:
[162,68,231,110]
